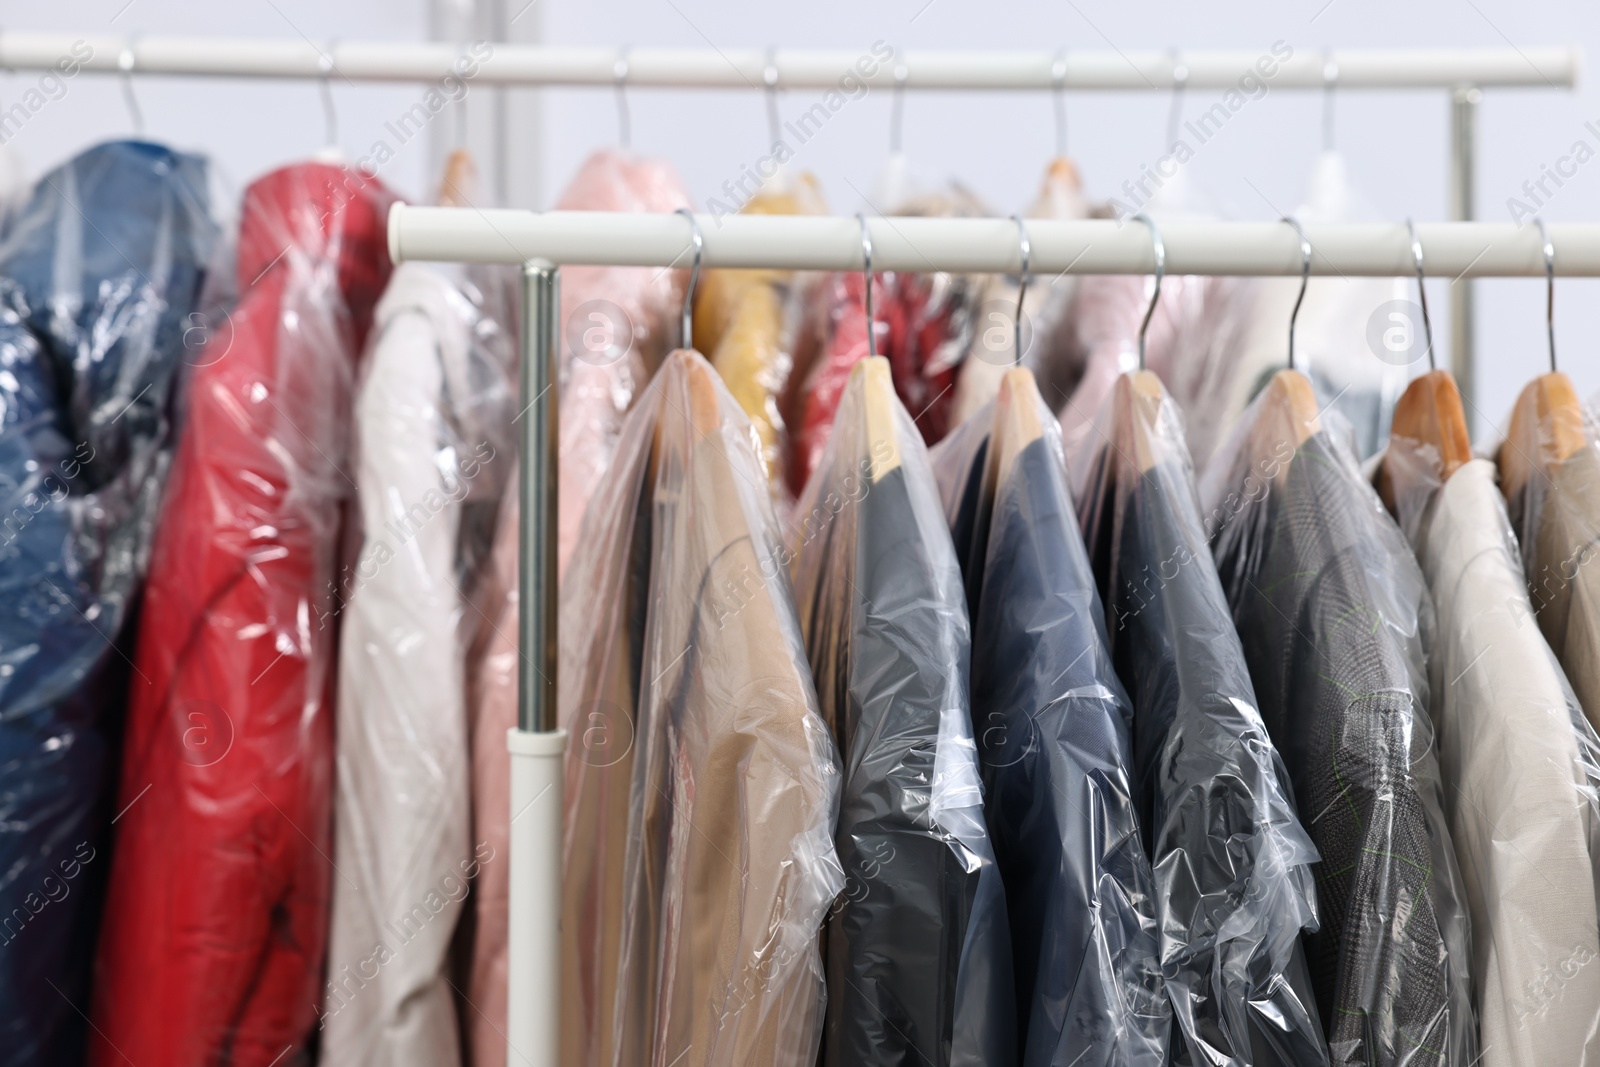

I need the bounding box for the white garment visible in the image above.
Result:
[322,263,479,1066]
[1408,459,1600,1067]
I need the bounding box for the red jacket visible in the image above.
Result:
[90,163,396,1066]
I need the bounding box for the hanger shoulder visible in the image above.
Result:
[435,148,478,207]
[1500,370,1588,502]
[989,366,1046,486]
[857,356,903,482]
[1379,368,1472,510]
[1247,369,1321,478]
[1110,369,1168,473]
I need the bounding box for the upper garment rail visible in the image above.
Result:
[0,35,1581,89]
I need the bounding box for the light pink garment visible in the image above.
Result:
[555,150,688,577]
[1056,273,1185,460]
[463,484,518,1067]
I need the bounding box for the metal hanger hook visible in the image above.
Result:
[1012,214,1031,366]
[1406,217,1436,371]
[1283,216,1311,372]
[118,39,144,137]
[613,46,631,151]
[319,44,338,152]
[675,207,702,348]
[1051,48,1069,157]
[1133,212,1165,372]
[858,213,877,358]
[763,46,782,150]
[1537,216,1556,372]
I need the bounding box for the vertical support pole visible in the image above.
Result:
[507,259,564,1067]
[1450,85,1480,421]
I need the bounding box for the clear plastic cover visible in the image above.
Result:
[929,369,1171,1067]
[1199,390,1477,1067]
[788,357,1016,1066]
[0,139,220,1064]
[554,149,689,577]
[789,270,881,499]
[1384,438,1600,1066]
[1500,385,1600,734]
[560,348,843,1067]
[462,474,519,1067]
[321,261,512,1064]
[950,158,1090,426]
[693,175,828,492]
[878,185,994,447]
[1072,372,1327,1065]
[90,161,398,1065]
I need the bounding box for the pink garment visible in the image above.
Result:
[463,485,519,1067]
[555,150,688,577]
[1056,273,1190,462]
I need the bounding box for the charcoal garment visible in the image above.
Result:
[790,357,1014,1067]
[1201,412,1475,1067]
[0,140,218,1067]
[1074,374,1326,1066]
[930,369,1169,1067]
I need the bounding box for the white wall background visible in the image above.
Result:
[6,0,1598,439]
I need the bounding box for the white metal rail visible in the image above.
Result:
[0,35,1580,88]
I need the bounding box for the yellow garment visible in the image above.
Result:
[694,175,827,486]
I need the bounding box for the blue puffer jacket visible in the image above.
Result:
[0,139,217,1067]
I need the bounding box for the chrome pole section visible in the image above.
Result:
[1450,85,1480,422]
[506,259,564,1067]
[520,260,559,734]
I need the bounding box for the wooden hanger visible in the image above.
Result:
[1374,220,1473,510]
[1250,218,1321,476]
[1110,369,1169,474]
[1378,368,1473,510]
[1499,371,1588,504]
[856,356,903,483]
[989,366,1045,488]
[435,148,478,207]
[1498,222,1589,503]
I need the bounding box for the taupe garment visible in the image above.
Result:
[559,350,843,1067]
[1518,446,1600,734]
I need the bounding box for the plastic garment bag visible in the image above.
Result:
[877,187,994,447]
[1199,396,1475,1067]
[1384,442,1600,1067]
[789,357,1015,1067]
[554,149,688,577]
[1501,398,1600,733]
[929,368,1170,1067]
[789,270,882,497]
[462,479,518,1067]
[1073,372,1327,1066]
[320,262,511,1065]
[1213,154,1408,461]
[0,139,219,1066]
[950,158,1089,426]
[560,348,843,1067]
[90,162,397,1066]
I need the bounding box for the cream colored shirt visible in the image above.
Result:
[1405,458,1600,1067]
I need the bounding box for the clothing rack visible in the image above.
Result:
[6,31,1583,1066]
[0,32,1582,402]
[386,206,1600,1067]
